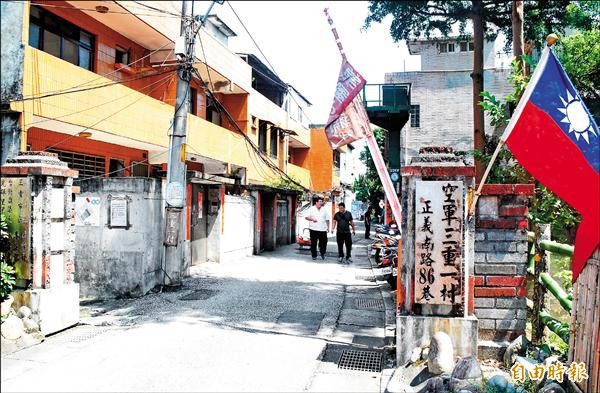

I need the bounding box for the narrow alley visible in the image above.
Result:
[1,224,396,393]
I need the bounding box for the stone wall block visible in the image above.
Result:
[474,264,516,275]
[474,298,494,308]
[475,308,515,320]
[486,252,524,263]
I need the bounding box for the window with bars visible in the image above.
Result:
[131,161,149,177]
[410,105,420,128]
[29,5,94,71]
[47,149,105,179]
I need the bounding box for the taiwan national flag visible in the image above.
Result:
[502,47,599,283]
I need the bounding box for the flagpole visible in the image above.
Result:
[468,140,506,216]
[324,8,347,61]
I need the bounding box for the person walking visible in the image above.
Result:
[364,206,373,239]
[331,202,356,264]
[305,196,330,260]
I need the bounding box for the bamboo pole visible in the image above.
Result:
[468,140,506,216]
[540,272,573,313]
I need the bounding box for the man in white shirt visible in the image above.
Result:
[305,196,331,260]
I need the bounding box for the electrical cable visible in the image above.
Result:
[24,71,176,128]
[227,1,278,76]
[226,1,314,125]
[191,67,308,192]
[16,1,185,18]
[128,1,184,18]
[41,71,175,153]
[10,33,174,103]
[12,68,175,103]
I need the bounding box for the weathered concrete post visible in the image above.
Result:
[397,147,477,366]
[1,152,79,335]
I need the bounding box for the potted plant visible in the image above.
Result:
[1,213,16,318]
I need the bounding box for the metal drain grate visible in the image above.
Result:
[52,327,110,343]
[354,298,384,310]
[354,274,375,282]
[179,289,218,301]
[338,349,383,372]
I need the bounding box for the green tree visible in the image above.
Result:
[555,28,600,120]
[478,27,600,242]
[352,128,386,205]
[363,1,594,180]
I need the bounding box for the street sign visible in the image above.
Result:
[166,181,185,207]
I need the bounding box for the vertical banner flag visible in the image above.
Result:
[325,61,369,149]
[502,47,599,282]
[323,8,403,229]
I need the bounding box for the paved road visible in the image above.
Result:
[1,229,395,392]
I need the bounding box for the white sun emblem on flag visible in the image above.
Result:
[557,90,597,143]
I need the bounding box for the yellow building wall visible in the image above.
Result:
[18,47,279,184]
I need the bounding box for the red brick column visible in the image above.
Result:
[474,184,534,341]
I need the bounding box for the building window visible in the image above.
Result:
[47,149,105,180]
[131,161,149,177]
[29,5,94,71]
[410,105,420,128]
[188,87,198,116]
[469,42,475,51]
[447,43,455,53]
[439,43,447,53]
[270,127,278,158]
[109,159,125,177]
[333,150,341,177]
[460,42,474,52]
[115,47,129,65]
[258,120,268,153]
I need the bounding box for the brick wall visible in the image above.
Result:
[474,184,534,341]
[385,69,512,166]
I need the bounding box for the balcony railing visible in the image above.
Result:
[362,83,411,112]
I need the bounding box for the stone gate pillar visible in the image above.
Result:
[396,147,478,366]
[1,152,79,335]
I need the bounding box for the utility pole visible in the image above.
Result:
[163,0,221,287]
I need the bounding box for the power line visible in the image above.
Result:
[11,39,174,103]
[191,67,308,192]
[24,72,176,128]
[40,71,175,153]
[128,1,183,18]
[226,1,314,125]
[12,68,175,103]
[18,1,185,19]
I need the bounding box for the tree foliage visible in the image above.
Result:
[555,28,600,121]
[352,128,386,204]
[364,1,595,49]
[476,27,600,243]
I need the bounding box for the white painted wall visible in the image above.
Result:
[386,35,513,165]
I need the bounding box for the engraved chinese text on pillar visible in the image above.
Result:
[414,181,463,305]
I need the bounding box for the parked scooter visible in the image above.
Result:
[368,223,400,289]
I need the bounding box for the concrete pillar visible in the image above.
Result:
[1,152,80,335]
[396,146,477,366]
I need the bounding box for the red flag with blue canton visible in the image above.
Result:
[502,47,599,283]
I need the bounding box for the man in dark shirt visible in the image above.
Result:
[331,203,356,264]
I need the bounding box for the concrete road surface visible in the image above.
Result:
[1,231,395,392]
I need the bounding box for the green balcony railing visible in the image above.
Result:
[362,83,411,112]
